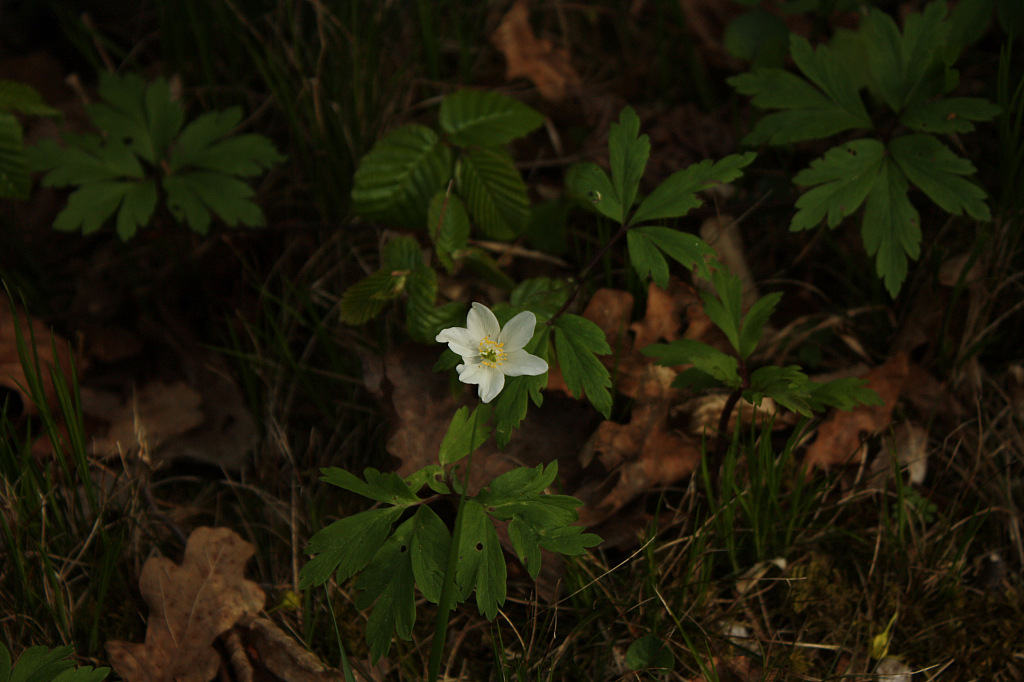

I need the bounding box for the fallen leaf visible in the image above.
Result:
[492,0,581,100]
[0,297,79,419]
[106,526,266,682]
[804,353,910,470]
[88,381,204,459]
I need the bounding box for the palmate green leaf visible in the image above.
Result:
[789,34,871,126]
[168,107,243,171]
[700,268,744,353]
[627,226,718,289]
[456,500,506,620]
[629,153,756,226]
[625,635,674,672]
[457,147,530,240]
[53,180,150,236]
[608,106,649,224]
[806,377,882,411]
[566,162,621,222]
[507,518,543,580]
[163,171,264,234]
[791,139,885,232]
[746,365,816,415]
[320,466,421,505]
[480,462,559,502]
[408,505,450,603]
[170,132,283,177]
[889,134,991,220]
[900,97,1002,134]
[351,124,453,227]
[508,278,569,322]
[439,89,544,147]
[427,190,470,272]
[440,404,494,465]
[642,339,740,387]
[404,464,447,495]
[354,517,418,663]
[863,157,921,297]
[552,315,613,418]
[338,270,405,324]
[0,112,28,199]
[29,136,144,185]
[738,292,782,359]
[89,72,184,164]
[862,1,949,111]
[299,506,402,588]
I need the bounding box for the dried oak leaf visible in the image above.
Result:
[804,353,910,470]
[492,0,581,100]
[106,527,266,682]
[0,297,78,417]
[87,381,204,459]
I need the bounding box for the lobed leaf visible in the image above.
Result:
[169,107,244,171]
[552,315,613,418]
[319,466,420,505]
[888,134,991,220]
[354,518,418,663]
[738,291,783,360]
[628,225,718,285]
[163,170,264,234]
[439,89,544,146]
[338,270,405,325]
[31,137,144,185]
[455,500,506,620]
[789,35,871,126]
[566,162,621,222]
[643,339,740,387]
[52,181,138,235]
[791,139,885,232]
[300,507,402,588]
[607,106,649,224]
[0,80,59,117]
[630,152,756,226]
[862,158,920,297]
[439,404,494,466]
[900,97,1002,134]
[626,228,670,290]
[408,506,451,603]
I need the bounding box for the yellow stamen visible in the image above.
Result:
[478,336,507,368]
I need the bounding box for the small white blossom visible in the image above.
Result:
[436,302,549,403]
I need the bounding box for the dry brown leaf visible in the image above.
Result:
[577,364,701,525]
[0,297,79,418]
[106,527,266,682]
[492,0,581,100]
[88,380,204,458]
[804,353,910,470]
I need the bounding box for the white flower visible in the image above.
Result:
[436,302,549,403]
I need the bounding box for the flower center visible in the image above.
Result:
[478,336,506,368]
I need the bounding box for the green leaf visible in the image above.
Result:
[382,235,424,271]
[642,339,740,387]
[338,270,405,324]
[300,506,402,588]
[404,464,446,494]
[481,462,559,501]
[700,268,744,353]
[114,179,158,239]
[351,124,453,227]
[626,228,670,289]
[806,377,883,410]
[427,190,470,272]
[791,139,886,232]
[626,635,674,672]
[507,517,543,580]
[171,132,283,176]
[405,266,449,343]
[354,517,418,663]
[455,500,506,619]
[671,367,726,392]
[163,171,265,233]
[88,72,157,162]
[439,89,544,146]
[0,80,59,117]
[862,1,949,111]
[862,158,920,297]
[789,34,871,125]
[723,8,789,67]
[0,112,28,199]
[409,505,451,603]
[738,291,782,359]
[52,181,137,235]
[509,278,569,321]
[144,77,185,162]
[900,97,1002,134]
[630,152,756,226]
[494,335,548,448]
[552,315,613,418]
[888,134,991,220]
[8,646,80,682]
[439,404,494,465]
[627,225,718,286]
[30,137,144,185]
[320,466,420,505]
[168,107,243,171]
[457,147,530,239]
[608,106,649,223]
[746,365,815,415]
[566,162,621,222]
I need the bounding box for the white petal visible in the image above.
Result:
[497,311,537,351]
[500,349,549,376]
[466,302,500,341]
[436,326,479,358]
[458,363,505,403]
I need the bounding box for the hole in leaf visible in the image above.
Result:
[400,545,407,553]
[475,542,483,551]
